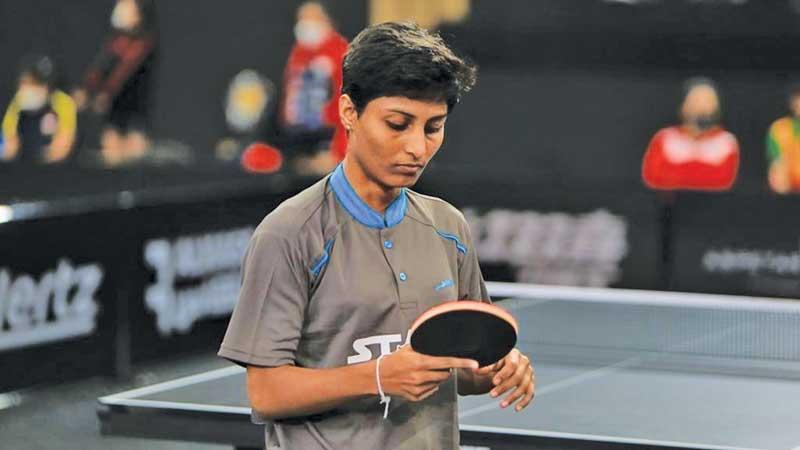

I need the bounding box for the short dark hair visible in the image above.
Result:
[342,22,477,114]
[682,76,719,102]
[19,55,55,88]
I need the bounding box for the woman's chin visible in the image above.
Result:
[387,171,421,188]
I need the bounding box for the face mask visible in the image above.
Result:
[294,20,326,47]
[18,87,48,111]
[111,1,137,31]
[687,115,719,131]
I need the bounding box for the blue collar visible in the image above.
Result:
[329,164,407,229]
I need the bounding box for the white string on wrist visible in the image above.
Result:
[375,353,391,419]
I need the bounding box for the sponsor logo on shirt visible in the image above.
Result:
[434,278,454,292]
[346,334,403,364]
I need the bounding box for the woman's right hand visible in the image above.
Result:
[376,345,478,402]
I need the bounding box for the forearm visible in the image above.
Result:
[457,368,494,396]
[48,133,75,161]
[247,362,377,420]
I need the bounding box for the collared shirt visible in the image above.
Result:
[219,164,489,450]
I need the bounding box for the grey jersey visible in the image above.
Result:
[219,164,489,450]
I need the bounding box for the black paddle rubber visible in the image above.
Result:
[410,309,517,367]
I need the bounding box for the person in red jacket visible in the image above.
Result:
[642,78,739,191]
[281,1,348,175]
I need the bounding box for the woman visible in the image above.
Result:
[2,55,76,164]
[642,77,739,191]
[220,22,535,450]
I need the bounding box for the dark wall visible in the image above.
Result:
[437,68,794,193]
[1,1,798,199]
[147,1,365,161]
[0,0,367,162]
[449,0,800,37]
[429,2,800,194]
[0,0,109,113]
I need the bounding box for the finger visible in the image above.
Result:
[490,355,527,398]
[395,344,412,354]
[475,363,496,375]
[409,385,440,402]
[501,367,533,409]
[476,358,504,375]
[515,382,536,412]
[418,385,439,401]
[418,369,454,384]
[422,355,478,370]
[475,359,503,375]
[491,351,520,387]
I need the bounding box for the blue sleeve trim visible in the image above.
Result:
[436,230,468,255]
[310,238,335,277]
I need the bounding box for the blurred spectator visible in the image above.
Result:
[2,55,76,164]
[766,85,800,194]
[73,0,157,168]
[281,1,348,175]
[215,69,277,162]
[642,78,739,191]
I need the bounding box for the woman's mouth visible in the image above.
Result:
[393,164,424,175]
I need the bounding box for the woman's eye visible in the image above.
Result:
[425,126,443,134]
[386,121,408,131]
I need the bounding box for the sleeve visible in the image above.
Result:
[642,129,668,189]
[83,40,115,94]
[279,45,302,126]
[100,37,155,98]
[323,34,347,128]
[725,135,740,189]
[767,124,782,165]
[2,96,20,139]
[457,214,490,303]
[218,231,309,367]
[51,91,77,137]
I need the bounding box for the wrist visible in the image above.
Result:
[354,359,379,396]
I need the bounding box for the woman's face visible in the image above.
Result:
[112,0,141,31]
[342,95,448,190]
[791,95,800,119]
[17,74,49,111]
[681,85,720,122]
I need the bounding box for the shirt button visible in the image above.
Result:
[399,272,407,281]
[384,240,393,249]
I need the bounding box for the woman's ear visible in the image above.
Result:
[339,94,357,133]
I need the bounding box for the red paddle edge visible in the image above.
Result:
[408,300,519,340]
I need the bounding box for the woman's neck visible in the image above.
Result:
[342,158,401,213]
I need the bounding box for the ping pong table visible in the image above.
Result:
[97,282,800,450]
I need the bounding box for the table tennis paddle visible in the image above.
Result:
[408,301,518,368]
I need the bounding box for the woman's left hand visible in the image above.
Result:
[476,348,535,411]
